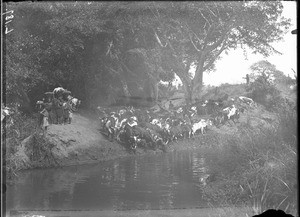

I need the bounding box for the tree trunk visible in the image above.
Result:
[183,83,193,105]
[192,72,203,101]
[191,56,205,101]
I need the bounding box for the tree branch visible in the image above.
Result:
[203,42,227,71]
[184,21,203,53]
[198,8,211,27]
[204,31,229,54]
[205,4,218,19]
[154,31,167,47]
[188,33,201,52]
[201,24,215,51]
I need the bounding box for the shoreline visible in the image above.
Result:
[8,106,277,175]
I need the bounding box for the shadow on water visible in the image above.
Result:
[6,148,239,211]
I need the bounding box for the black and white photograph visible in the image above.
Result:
[1,1,297,217]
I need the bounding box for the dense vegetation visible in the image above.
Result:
[4,2,291,110]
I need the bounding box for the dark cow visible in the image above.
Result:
[119,117,139,151]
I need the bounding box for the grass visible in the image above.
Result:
[200,107,298,217]
[4,109,42,179]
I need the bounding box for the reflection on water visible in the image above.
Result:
[6,150,216,211]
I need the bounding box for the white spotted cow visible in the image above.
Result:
[238,96,255,107]
[191,119,212,136]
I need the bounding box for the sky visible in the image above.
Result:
[172,1,297,87]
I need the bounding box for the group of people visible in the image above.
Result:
[37,87,80,131]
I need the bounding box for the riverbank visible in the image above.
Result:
[6,105,297,216]
[11,113,129,171]
[10,102,279,173]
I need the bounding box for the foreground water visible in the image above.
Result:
[6,149,229,211]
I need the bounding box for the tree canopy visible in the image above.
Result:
[3,1,291,110]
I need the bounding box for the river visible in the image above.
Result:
[6,148,233,212]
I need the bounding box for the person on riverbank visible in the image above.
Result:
[169,101,174,110]
[62,101,73,124]
[40,107,50,131]
[57,96,65,124]
[243,74,250,85]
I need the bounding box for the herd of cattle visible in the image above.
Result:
[96,95,256,152]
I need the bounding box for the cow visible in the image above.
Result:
[169,119,185,141]
[238,96,255,107]
[212,111,226,126]
[36,100,45,110]
[181,121,192,139]
[119,117,139,151]
[191,119,212,136]
[143,127,166,151]
[222,105,240,124]
[103,112,120,141]
[67,96,81,111]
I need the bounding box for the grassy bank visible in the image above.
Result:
[3,96,297,216]
[199,109,297,216]
[3,109,39,180]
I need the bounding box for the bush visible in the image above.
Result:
[201,108,297,216]
[4,106,39,178]
[247,74,288,112]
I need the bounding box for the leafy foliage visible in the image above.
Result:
[247,60,295,111]
[4,2,291,109]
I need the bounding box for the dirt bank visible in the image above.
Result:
[14,104,278,171]
[14,113,130,170]
[14,112,165,171]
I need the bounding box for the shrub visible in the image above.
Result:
[247,75,279,108]
[201,107,297,216]
[4,105,39,178]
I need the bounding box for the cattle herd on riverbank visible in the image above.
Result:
[96,95,256,152]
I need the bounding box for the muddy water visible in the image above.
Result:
[6,149,223,211]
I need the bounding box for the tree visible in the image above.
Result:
[248,60,283,108]
[4,2,291,109]
[250,60,281,79]
[127,2,291,103]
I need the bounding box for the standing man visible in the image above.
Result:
[243,74,250,85]
[40,107,50,132]
[169,100,174,110]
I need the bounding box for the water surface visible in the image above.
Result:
[6,149,221,211]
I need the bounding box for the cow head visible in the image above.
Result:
[206,119,213,126]
[70,98,81,111]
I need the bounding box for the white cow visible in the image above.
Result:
[151,118,162,128]
[192,119,212,136]
[222,105,239,123]
[227,105,237,120]
[238,96,255,107]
